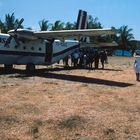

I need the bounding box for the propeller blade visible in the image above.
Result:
[13,35,20,46]
[4,36,13,47]
[5,18,24,47]
[14,18,24,32]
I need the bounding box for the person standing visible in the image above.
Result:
[100,50,107,69]
[134,59,140,81]
[134,51,140,81]
[94,50,100,69]
[63,55,69,67]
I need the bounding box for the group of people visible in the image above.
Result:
[63,49,108,69]
[63,49,140,82]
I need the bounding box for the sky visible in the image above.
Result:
[0,0,140,40]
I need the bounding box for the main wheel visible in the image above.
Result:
[4,64,13,71]
[26,64,35,72]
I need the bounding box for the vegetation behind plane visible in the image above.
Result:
[0,12,138,54]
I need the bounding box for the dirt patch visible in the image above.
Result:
[0,56,140,140]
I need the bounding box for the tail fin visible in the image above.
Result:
[76,10,87,29]
[76,10,90,43]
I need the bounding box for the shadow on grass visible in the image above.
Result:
[0,67,133,87]
[58,115,86,129]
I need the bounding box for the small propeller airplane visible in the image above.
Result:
[0,10,116,72]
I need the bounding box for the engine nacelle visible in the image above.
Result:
[8,29,37,40]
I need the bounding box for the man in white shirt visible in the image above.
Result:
[134,51,140,81]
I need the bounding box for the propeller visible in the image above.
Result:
[4,18,24,47]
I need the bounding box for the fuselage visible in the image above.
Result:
[0,33,79,65]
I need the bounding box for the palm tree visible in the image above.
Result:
[129,40,138,55]
[87,15,102,29]
[0,19,6,33]
[5,13,15,31]
[118,25,134,55]
[0,13,23,33]
[51,20,64,31]
[64,22,75,30]
[39,19,50,31]
[87,15,102,43]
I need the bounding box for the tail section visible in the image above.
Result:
[76,10,90,43]
[76,10,87,29]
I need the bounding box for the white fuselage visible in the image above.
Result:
[0,33,79,65]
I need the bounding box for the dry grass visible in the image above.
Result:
[0,56,140,140]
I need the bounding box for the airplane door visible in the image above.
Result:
[45,41,53,63]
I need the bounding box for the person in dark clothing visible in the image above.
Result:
[104,50,108,64]
[88,53,95,69]
[79,51,84,67]
[63,55,69,67]
[94,51,100,69]
[71,52,78,67]
[100,50,107,69]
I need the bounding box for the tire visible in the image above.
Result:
[26,64,35,73]
[4,64,13,71]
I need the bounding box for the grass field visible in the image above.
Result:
[0,56,140,140]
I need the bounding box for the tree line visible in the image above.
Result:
[0,13,137,54]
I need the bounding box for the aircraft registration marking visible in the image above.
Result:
[0,37,7,44]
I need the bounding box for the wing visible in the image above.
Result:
[80,42,118,48]
[34,28,116,40]
[8,28,116,41]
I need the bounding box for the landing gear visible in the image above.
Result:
[26,64,35,73]
[4,64,13,71]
